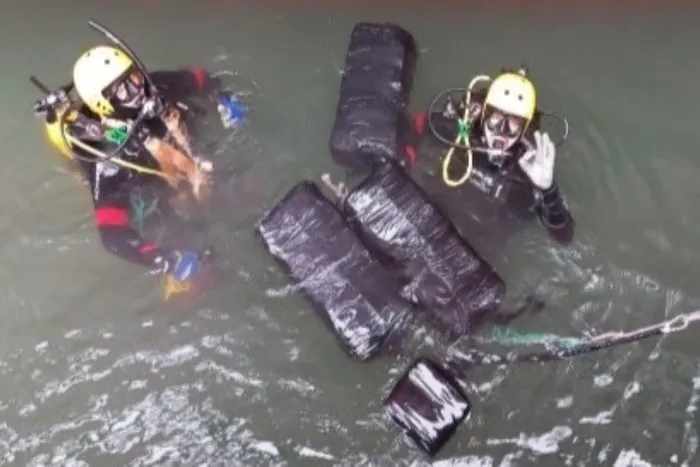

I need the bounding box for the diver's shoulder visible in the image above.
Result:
[148,69,191,88]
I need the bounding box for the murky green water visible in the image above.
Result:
[1,1,699,465]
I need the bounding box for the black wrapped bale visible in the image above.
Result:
[256,181,410,360]
[343,162,506,338]
[329,22,418,172]
[384,357,471,457]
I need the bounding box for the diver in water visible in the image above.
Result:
[408,68,574,246]
[33,28,243,292]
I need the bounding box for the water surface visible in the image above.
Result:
[1,1,699,465]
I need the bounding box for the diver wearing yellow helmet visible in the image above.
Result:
[407,67,574,245]
[32,25,239,297]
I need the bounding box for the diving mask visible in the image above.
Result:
[107,69,146,108]
[483,107,526,154]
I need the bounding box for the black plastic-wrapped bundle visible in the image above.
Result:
[343,162,506,338]
[329,22,418,173]
[256,181,410,361]
[384,357,471,457]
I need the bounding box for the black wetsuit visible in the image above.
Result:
[408,91,574,247]
[63,67,221,268]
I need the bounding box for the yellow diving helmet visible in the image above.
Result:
[482,70,537,142]
[72,45,137,117]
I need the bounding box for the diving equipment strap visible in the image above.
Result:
[65,133,179,187]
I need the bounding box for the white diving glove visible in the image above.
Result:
[519,130,556,190]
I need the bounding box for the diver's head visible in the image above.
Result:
[73,45,147,119]
[481,69,536,157]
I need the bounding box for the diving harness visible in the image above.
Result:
[427,74,570,188]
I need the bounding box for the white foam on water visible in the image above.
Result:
[681,369,700,465]
[249,440,279,456]
[556,396,574,408]
[598,443,612,463]
[433,455,494,466]
[18,403,37,416]
[613,449,652,466]
[200,335,235,358]
[623,380,642,401]
[486,425,572,455]
[579,408,615,425]
[473,372,507,395]
[296,445,334,460]
[287,345,300,361]
[128,380,147,391]
[593,373,614,388]
[277,378,317,397]
[265,283,299,297]
[194,360,264,388]
[63,329,83,339]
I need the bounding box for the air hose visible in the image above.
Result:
[57,101,178,187]
[426,79,571,188]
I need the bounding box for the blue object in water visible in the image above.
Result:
[216,94,247,128]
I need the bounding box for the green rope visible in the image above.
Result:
[129,188,166,244]
[484,326,584,350]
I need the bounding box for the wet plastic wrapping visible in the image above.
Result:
[343,162,506,338]
[384,357,471,457]
[329,22,418,172]
[256,181,410,361]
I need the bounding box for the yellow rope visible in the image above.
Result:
[62,122,181,188]
[441,74,491,187]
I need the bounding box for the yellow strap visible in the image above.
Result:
[441,74,491,188]
[64,132,180,188]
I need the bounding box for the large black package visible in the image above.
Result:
[342,162,506,338]
[329,22,418,173]
[256,181,410,361]
[384,356,471,457]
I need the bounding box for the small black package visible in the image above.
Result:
[384,356,471,457]
[343,162,506,338]
[256,181,410,360]
[329,22,418,172]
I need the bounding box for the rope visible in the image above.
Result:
[440,75,490,187]
[446,310,700,374]
[129,187,166,244]
[479,326,585,350]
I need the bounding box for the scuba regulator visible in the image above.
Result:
[31,77,72,123]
